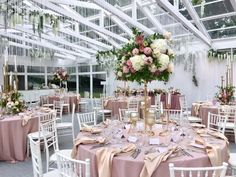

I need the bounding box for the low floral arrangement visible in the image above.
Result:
[215,85,235,105]
[0,91,26,114]
[115,28,174,83]
[53,68,69,82]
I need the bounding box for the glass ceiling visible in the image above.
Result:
[0,0,235,62]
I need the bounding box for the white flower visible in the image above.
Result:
[117,71,123,77]
[159,54,170,71]
[130,55,145,71]
[163,31,172,40]
[152,48,161,59]
[15,101,19,105]
[149,64,157,73]
[167,49,174,56]
[167,62,174,73]
[150,39,167,53]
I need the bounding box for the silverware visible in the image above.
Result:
[181,148,193,157]
[131,148,141,159]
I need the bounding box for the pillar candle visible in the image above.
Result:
[14,55,17,71]
[167,92,171,105]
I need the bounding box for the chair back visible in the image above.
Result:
[71,103,76,140]
[56,152,90,177]
[77,112,96,130]
[127,99,139,111]
[179,95,188,113]
[41,95,50,105]
[169,162,228,177]
[60,96,69,104]
[53,100,64,117]
[28,136,43,177]
[163,109,182,121]
[207,112,227,134]
[218,105,236,121]
[92,98,102,109]
[40,119,59,172]
[118,108,136,122]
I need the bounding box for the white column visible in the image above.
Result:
[24,65,28,90]
[90,64,93,98]
[0,55,4,86]
[45,66,47,86]
[76,65,79,94]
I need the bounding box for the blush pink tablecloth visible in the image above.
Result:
[0,115,38,162]
[104,99,127,116]
[76,138,228,177]
[149,93,181,110]
[47,95,79,113]
[191,105,218,126]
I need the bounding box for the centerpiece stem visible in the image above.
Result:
[144,81,148,131]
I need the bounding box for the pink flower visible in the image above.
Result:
[143,47,152,55]
[144,56,153,65]
[132,48,139,56]
[130,67,136,73]
[135,35,144,45]
[139,45,145,52]
[126,60,132,67]
[123,66,129,73]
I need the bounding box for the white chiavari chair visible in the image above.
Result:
[218,105,236,143]
[41,119,72,172]
[151,94,161,108]
[118,108,138,122]
[28,135,59,177]
[92,98,112,122]
[207,112,228,134]
[60,96,70,114]
[56,103,75,138]
[56,151,90,177]
[127,98,139,112]
[163,109,182,122]
[229,153,236,175]
[77,112,96,130]
[53,100,64,122]
[41,95,54,108]
[169,162,228,177]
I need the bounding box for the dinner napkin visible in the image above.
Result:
[140,146,180,177]
[191,123,205,128]
[207,130,229,144]
[71,136,106,159]
[96,144,136,177]
[21,115,32,126]
[80,124,103,134]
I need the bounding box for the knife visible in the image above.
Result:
[132,148,141,159]
[90,143,109,149]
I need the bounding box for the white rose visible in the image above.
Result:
[167,62,174,73]
[150,39,167,53]
[149,64,157,73]
[15,101,19,105]
[130,55,145,71]
[152,48,161,59]
[117,71,123,77]
[163,31,172,40]
[159,54,170,71]
[167,49,174,56]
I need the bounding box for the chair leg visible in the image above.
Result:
[68,106,70,114]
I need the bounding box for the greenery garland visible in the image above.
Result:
[0,4,63,37]
[29,48,55,60]
[208,49,236,61]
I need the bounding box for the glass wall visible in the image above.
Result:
[92,74,106,98]
[79,75,90,97]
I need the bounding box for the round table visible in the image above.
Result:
[75,123,228,177]
[0,113,38,162]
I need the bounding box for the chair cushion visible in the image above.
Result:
[50,149,72,162]
[28,131,51,139]
[43,169,59,177]
[99,109,112,113]
[229,153,236,167]
[188,116,202,123]
[56,122,72,129]
[225,122,234,129]
[43,104,54,107]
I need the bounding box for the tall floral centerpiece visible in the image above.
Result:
[53,68,69,88]
[0,90,26,114]
[116,28,174,129]
[215,85,235,105]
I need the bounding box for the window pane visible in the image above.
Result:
[28,75,45,90]
[27,66,45,73]
[68,75,76,92]
[93,74,106,98]
[47,67,57,73]
[79,75,90,97]
[78,65,90,72]
[66,67,76,74]
[17,75,25,90]
[92,65,105,72]
[7,65,24,72]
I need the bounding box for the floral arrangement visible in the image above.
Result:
[53,68,69,82]
[115,28,174,84]
[0,91,26,114]
[215,85,235,105]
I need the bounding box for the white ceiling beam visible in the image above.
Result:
[94,31,121,48]
[48,0,102,10]
[182,0,211,40]
[30,0,128,43]
[212,36,236,49]
[132,0,137,20]
[92,0,154,35]
[0,32,87,59]
[156,0,211,46]
[200,11,236,21]
[136,0,165,33]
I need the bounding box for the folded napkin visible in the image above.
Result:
[96,144,136,177]
[191,123,205,128]
[21,115,32,126]
[80,124,103,134]
[103,99,109,107]
[140,146,180,177]
[207,130,229,145]
[71,137,106,159]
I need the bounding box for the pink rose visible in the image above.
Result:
[143,47,152,55]
[130,67,136,73]
[132,48,139,56]
[135,35,144,45]
[139,45,145,52]
[126,60,132,67]
[123,66,129,73]
[144,56,153,65]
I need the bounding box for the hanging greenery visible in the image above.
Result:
[191,0,202,5]
[29,48,55,60]
[96,48,118,70]
[192,75,198,87]
[208,49,236,61]
[0,4,61,37]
